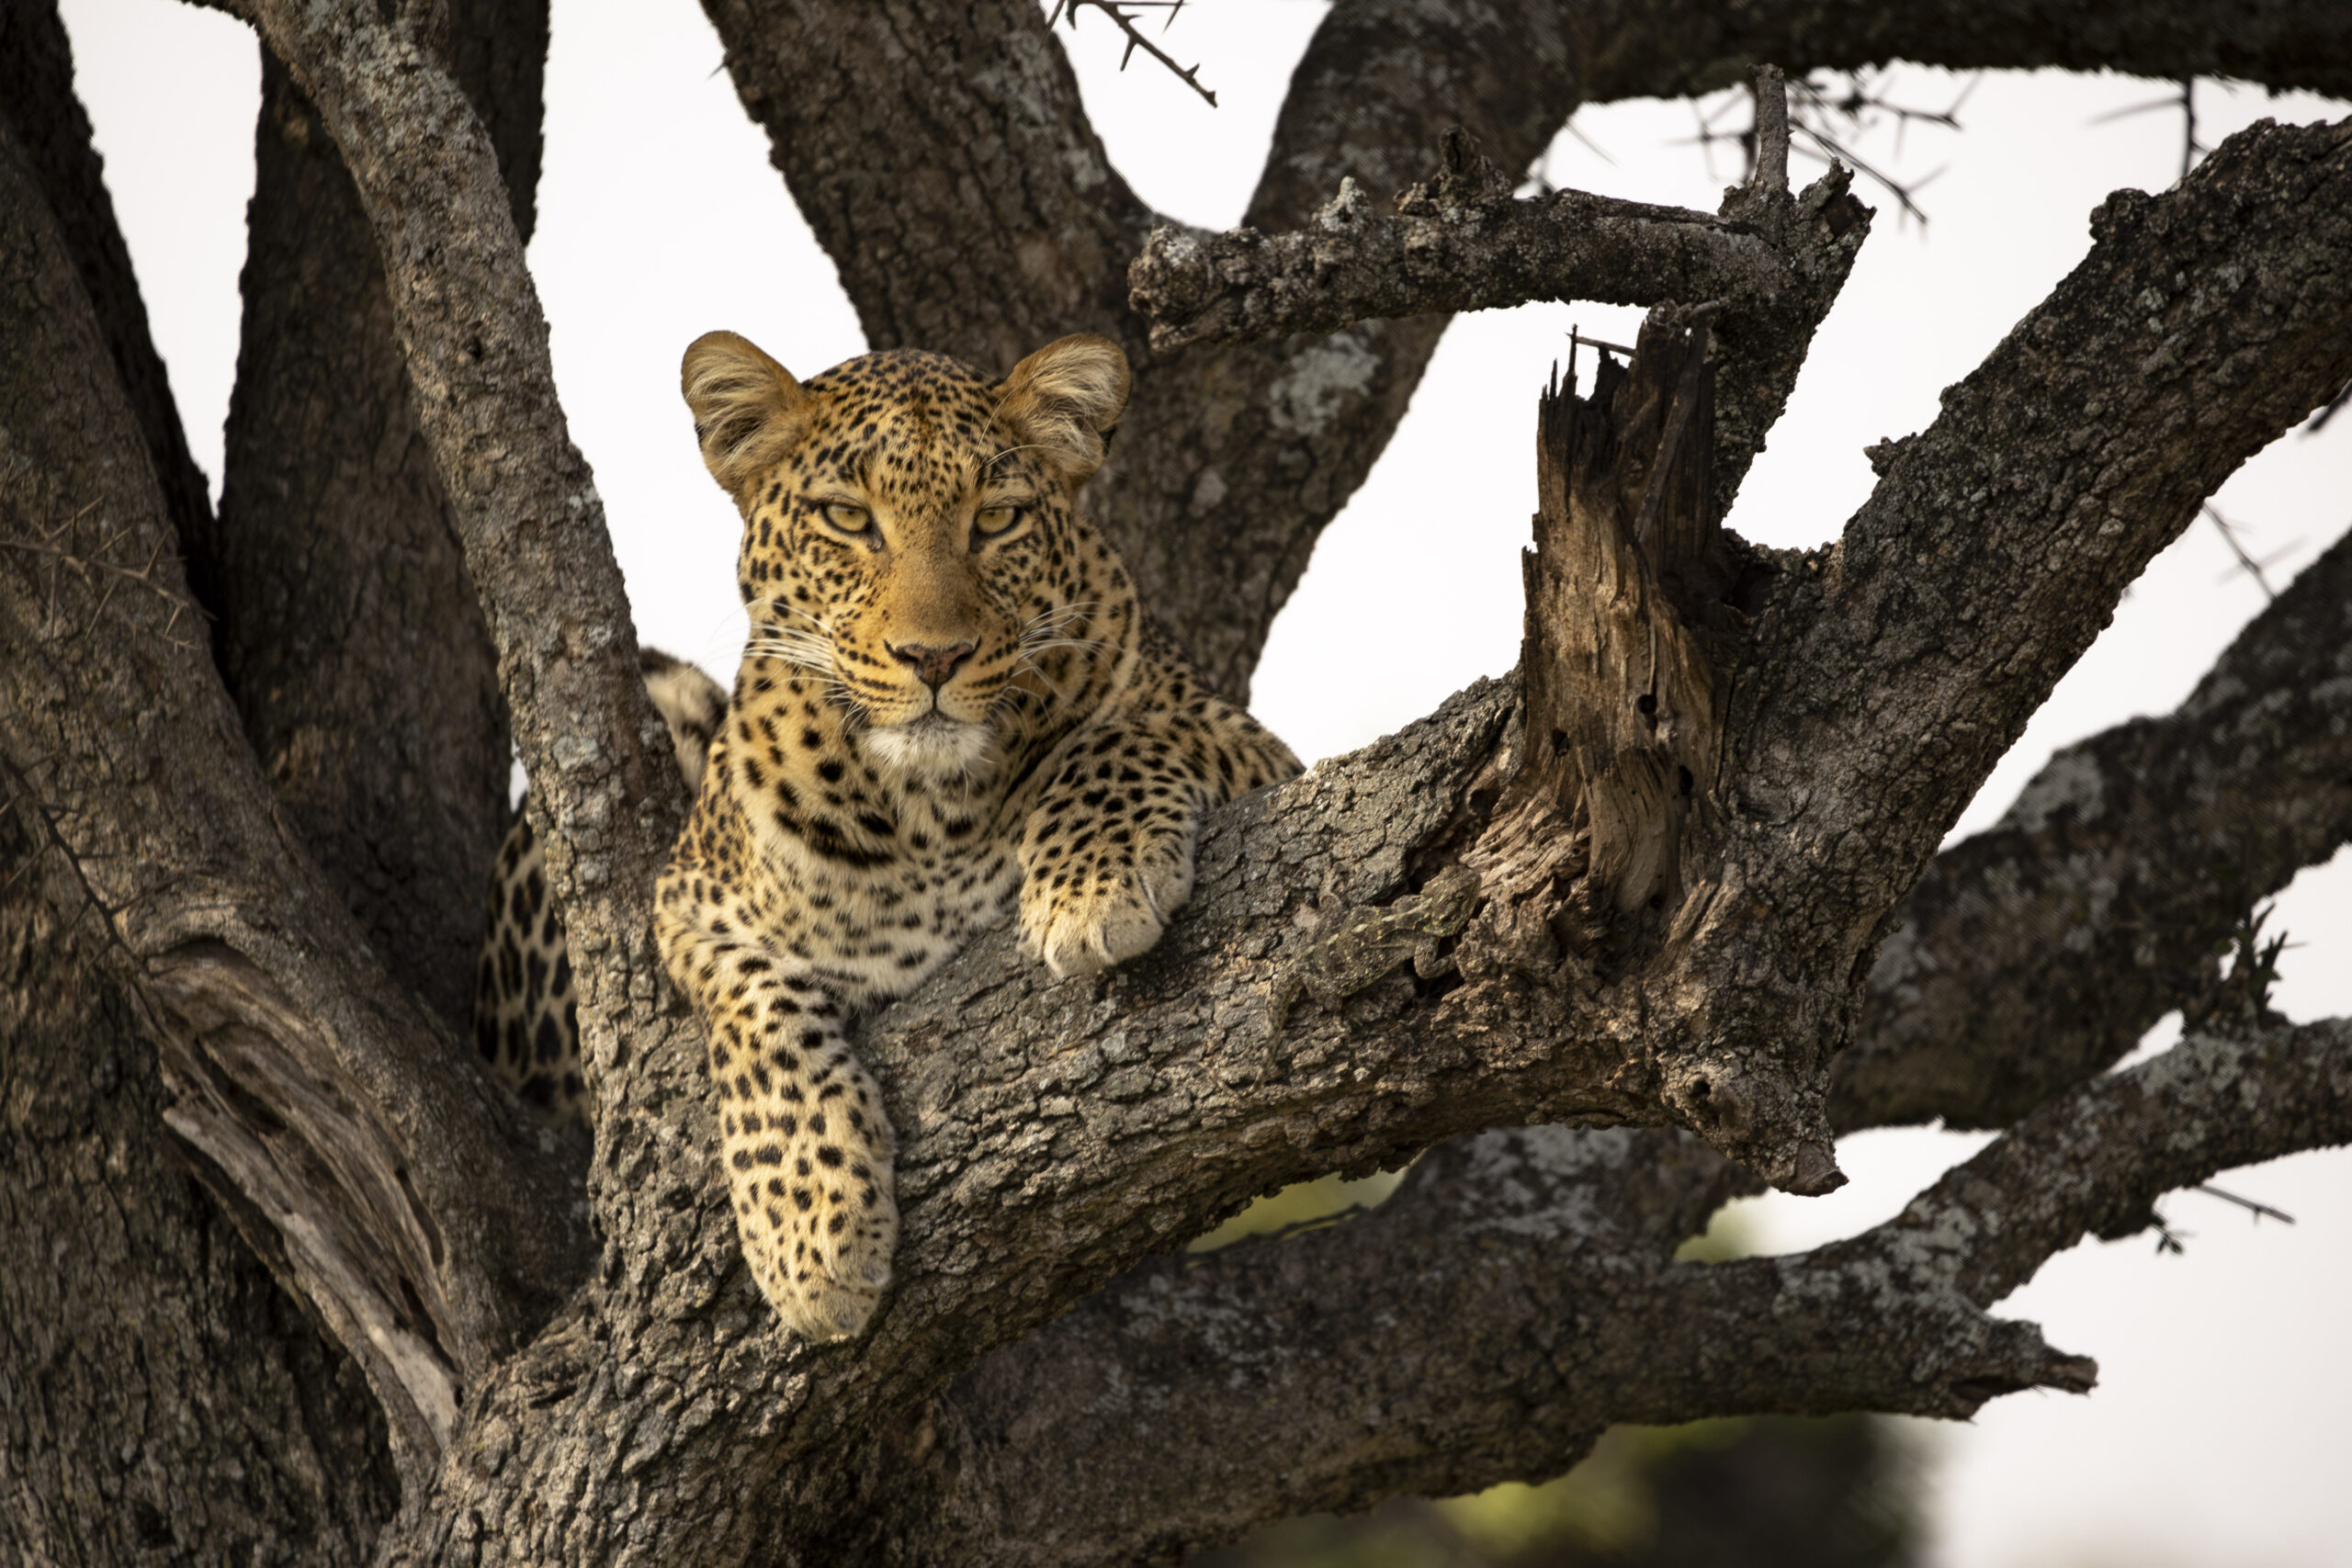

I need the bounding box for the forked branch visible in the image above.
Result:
[860,1010,2349,1565]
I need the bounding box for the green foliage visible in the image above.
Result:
[1671,1203,1758,1263]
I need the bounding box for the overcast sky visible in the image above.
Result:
[57,4,2352,1563]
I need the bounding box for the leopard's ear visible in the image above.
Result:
[681,331,808,506]
[997,334,1130,483]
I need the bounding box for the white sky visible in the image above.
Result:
[57,3,2352,1563]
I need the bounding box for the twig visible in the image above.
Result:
[2193,1183,2295,1224]
[2305,377,2350,435]
[1046,0,1216,107]
[2203,502,2296,601]
[1,496,209,649]
[1679,68,1971,227]
[2090,78,2208,178]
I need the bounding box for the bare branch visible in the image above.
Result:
[1697,118,2352,1137]
[1750,62,1790,192]
[1046,0,1216,107]
[1836,512,2352,1132]
[877,1010,2349,1566]
[1126,130,1849,357]
[1132,118,1870,520]
[2204,502,2284,599]
[209,45,516,1033]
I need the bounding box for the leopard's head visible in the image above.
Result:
[682,332,1136,778]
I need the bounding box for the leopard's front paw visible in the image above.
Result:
[745,1183,897,1343]
[1019,853,1194,978]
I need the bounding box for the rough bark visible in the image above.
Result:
[0,794,399,1563]
[206,25,535,1035]
[1838,513,2352,1130]
[212,0,690,1135]
[876,1013,2352,1566]
[9,0,2352,1559]
[1128,137,1830,358]
[1128,96,1872,522]
[1649,115,2352,1173]
[0,94,588,1492]
[0,0,215,563]
[0,15,403,1556]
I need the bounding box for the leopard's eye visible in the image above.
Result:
[974,502,1023,539]
[820,501,875,540]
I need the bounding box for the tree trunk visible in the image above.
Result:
[0,57,399,1555]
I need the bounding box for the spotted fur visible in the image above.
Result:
[474,647,727,1125]
[658,331,1300,1341]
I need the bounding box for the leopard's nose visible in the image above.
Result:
[887,639,977,690]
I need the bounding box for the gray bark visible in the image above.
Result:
[2,0,2349,1560]
[1128,141,1835,357]
[1837,513,2352,1130]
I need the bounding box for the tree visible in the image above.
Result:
[3,0,2349,1560]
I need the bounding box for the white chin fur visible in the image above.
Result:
[865,714,1000,780]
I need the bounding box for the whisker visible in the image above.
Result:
[1012,653,1080,705]
[983,442,1049,474]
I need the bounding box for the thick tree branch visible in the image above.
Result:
[0,103,588,1486]
[207,25,533,1033]
[1838,514,2352,1131]
[1699,0,2352,107]
[1,807,400,1561]
[1135,83,1869,535]
[877,1013,2349,1565]
[0,0,216,570]
[1129,141,1834,356]
[208,0,710,1312]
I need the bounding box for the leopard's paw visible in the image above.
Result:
[1019,853,1194,978]
[734,1135,899,1343]
[779,1265,888,1344]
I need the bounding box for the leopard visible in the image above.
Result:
[474,646,727,1126]
[656,329,1301,1341]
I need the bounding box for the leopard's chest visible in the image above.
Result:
[723,784,1025,1010]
